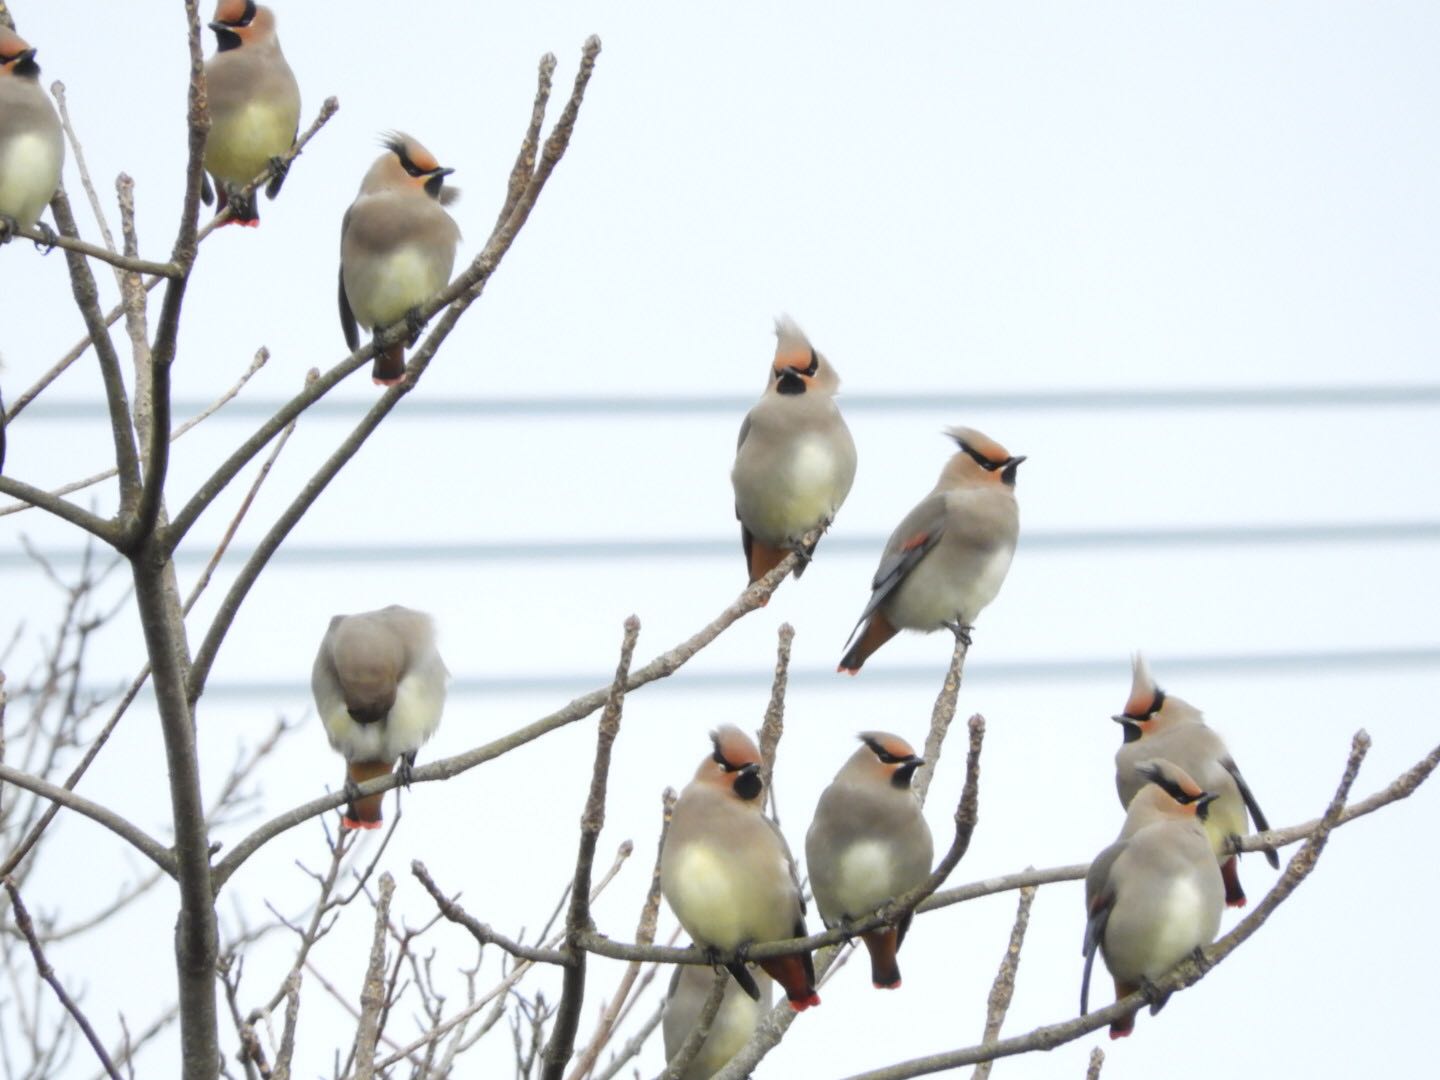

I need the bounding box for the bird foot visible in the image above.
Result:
[31,221,58,254]
[397,753,417,788]
[0,214,17,246]
[264,154,292,200]
[941,620,974,647]
[1139,977,1162,1007]
[784,540,814,569]
[404,306,426,346]
[1189,946,1211,974]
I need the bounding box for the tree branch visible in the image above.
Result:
[3,878,122,1080]
[410,861,572,966]
[352,873,395,1080]
[12,224,176,276]
[541,616,640,1080]
[969,885,1036,1080]
[658,970,728,1080]
[913,633,968,806]
[0,764,174,873]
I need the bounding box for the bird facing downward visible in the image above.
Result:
[0,27,64,242]
[731,316,857,589]
[1081,759,1225,1039]
[838,426,1024,674]
[660,725,821,1012]
[1112,652,1279,907]
[805,732,934,989]
[311,605,448,829]
[201,1,301,226]
[338,133,461,386]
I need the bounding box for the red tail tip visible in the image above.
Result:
[837,665,858,676]
[1227,897,1247,909]
[1109,1027,1132,1040]
[372,376,403,387]
[786,992,821,1012]
[341,816,383,831]
[873,979,901,990]
[239,219,260,228]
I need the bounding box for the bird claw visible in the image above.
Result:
[1189,946,1210,974]
[942,620,974,647]
[397,753,417,788]
[342,778,363,820]
[31,222,58,253]
[404,306,425,346]
[0,214,17,246]
[264,154,291,200]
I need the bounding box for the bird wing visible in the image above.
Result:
[338,266,359,352]
[1223,756,1280,869]
[844,493,948,645]
[1080,889,1113,1017]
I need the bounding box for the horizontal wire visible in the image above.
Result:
[16,383,1440,422]
[35,646,1440,704]
[2,521,1435,570]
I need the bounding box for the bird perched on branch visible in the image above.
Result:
[1082,759,1224,1039]
[338,133,460,385]
[662,960,772,1080]
[311,605,448,829]
[0,26,63,247]
[806,731,933,989]
[201,1,301,227]
[731,316,856,588]
[660,725,821,1011]
[838,426,1024,674]
[1112,653,1279,907]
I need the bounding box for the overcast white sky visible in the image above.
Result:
[3,2,1439,1078]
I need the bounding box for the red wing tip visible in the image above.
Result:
[900,532,929,551]
[873,979,901,990]
[341,816,383,831]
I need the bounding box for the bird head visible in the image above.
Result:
[942,426,1025,488]
[371,133,460,205]
[858,731,924,790]
[1112,653,1201,740]
[769,315,840,397]
[701,725,765,803]
[0,28,41,80]
[1135,759,1219,821]
[209,1,275,51]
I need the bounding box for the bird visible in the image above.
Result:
[731,316,857,588]
[201,1,301,227]
[1081,758,1225,1039]
[338,133,461,385]
[660,725,821,1011]
[805,731,934,989]
[662,960,772,1080]
[838,426,1024,674]
[310,605,448,829]
[0,26,64,245]
[1112,653,1279,907]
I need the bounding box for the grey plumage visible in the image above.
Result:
[1081,759,1224,1039]
[731,315,856,584]
[662,961,772,1080]
[0,28,64,235]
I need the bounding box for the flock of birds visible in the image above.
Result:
[0,4,1279,1075]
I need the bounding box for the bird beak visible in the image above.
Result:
[435,167,456,179]
[1111,713,1135,725]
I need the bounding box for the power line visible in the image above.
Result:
[17,383,1440,422]
[2,521,1435,570]
[37,646,1439,704]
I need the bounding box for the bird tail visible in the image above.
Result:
[1110,980,1139,1039]
[342,760,394,830]
[1221,855,1247,908]
[217,186,261,227]
[861,927,902,989]
[837,613,897,674]
[372,344,406,386]
[758,954,820,1012]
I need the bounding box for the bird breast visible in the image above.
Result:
[663,844,793,949]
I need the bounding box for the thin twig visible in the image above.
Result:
[657,970,728,1080]
[0,764,174,873]
[352,873,395,1080]
[757,623,793,823]
[970,885,1036,1080]
[913,633,968,806]
[1085,1047,1104,1079]
[541,616,641,1080]
[3,878,122,1080]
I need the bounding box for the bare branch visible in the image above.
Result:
[4,878,122,1080]
[270,975,301,1080]
[0,763,174,873]
[1085,1047,1104,1080]
[12,223,175,277]
[352,873,395,1080]
[913,633,968,806]
[541,616,641,1080]
[757,623,794,811]
[657,970,727,1080]
[411,862,571,966]
[969,885,1036,1080]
